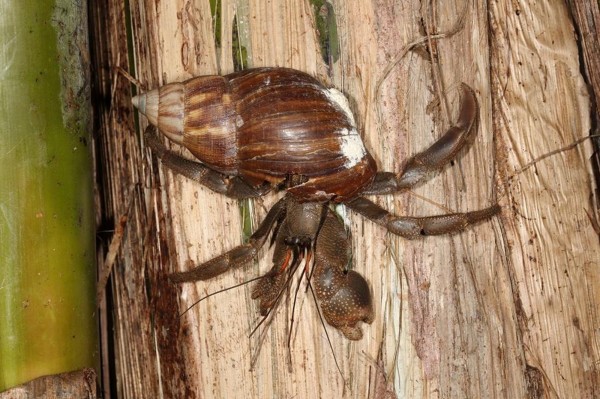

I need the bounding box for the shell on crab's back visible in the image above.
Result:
[139,67,377,201]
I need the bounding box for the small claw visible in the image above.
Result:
[251,269,287,315]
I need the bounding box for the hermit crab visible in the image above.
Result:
[133,67,499,340]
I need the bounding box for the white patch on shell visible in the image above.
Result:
[334,203,352,229]
[338,128,367,168]
[235,115,244,128]
[323,87,356,127]
[323,88,366,168]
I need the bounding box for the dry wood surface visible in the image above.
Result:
[92,1,599,398]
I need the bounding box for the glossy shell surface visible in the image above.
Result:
[138,68,378,201]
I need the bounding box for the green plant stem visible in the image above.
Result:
[0,0,97,391]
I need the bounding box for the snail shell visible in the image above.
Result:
[133,68,377,201]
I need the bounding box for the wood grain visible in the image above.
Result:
[92,1,600,398]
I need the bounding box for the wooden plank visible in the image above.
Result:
[489,1,599,397]
[92,1,599,397]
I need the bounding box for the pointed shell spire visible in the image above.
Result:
[131,89,157,125]
[132,83,185,144]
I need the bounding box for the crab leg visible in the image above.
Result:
[346,197,499,239]
[362,84,479,195]
[170,196,287,283]
[144,126,271,199]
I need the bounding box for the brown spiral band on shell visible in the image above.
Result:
[182,76,239,174]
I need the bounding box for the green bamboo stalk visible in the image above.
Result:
[0,0,97,392]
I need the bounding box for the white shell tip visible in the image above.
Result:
[132,90,159,126]
[131,94,142,110]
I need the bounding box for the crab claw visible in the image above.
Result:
[312,210,374,340]
[314,266,374,340]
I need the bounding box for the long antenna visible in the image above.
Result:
[249,251,303,368]
[179,274,265,317]
[288,251,308,360]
